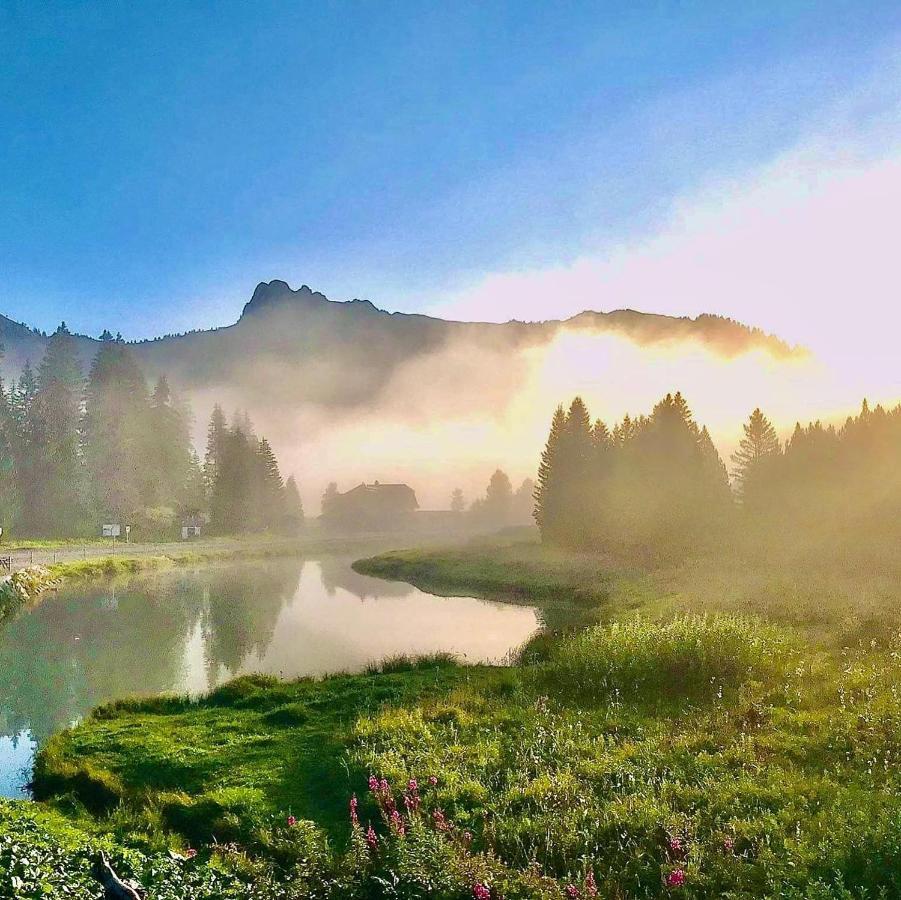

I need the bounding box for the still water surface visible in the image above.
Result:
[0,556,539,798]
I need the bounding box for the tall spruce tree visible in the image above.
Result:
[0,363,18,526]
[82,340,150,523]
[25,324,85,533]
[146,375,194,513]
[558,397,594,547]
[255,437,285,529]
[283,475,305,533]
[479,468,513,526]
[204,404,228,496]
[533,405,566,542]
[731,408,781,507]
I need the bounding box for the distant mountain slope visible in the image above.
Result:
[0,280,799,410]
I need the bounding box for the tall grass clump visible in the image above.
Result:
[539,614,795,704]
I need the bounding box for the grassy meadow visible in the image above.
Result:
[14,533,901,899]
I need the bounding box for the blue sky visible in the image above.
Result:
[2,1,901,341]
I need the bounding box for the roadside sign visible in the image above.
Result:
[102,524,121,538]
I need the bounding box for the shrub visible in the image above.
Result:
[538,615,795,704]
[367,652,460,675]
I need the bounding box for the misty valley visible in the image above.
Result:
[4,7,901,898]
[0,294,898,900]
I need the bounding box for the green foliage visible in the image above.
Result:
[537,615,795,704]
[207,411,298,535]
[0,565,60,619]
[0,335,296,539]
[28,617,901,899]
[535,393,732,553]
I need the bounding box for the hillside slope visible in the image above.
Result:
[1,280,797,409]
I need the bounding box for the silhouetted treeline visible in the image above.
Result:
[0,325,302,538]
[204,405,304,534]
[534,393,900,555]
[466,470,535,529]
[730,399,901,530]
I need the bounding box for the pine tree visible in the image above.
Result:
[181,450,207,517]
[145,375,194,516]
[9,362,39,531]
[82,341,151,523]
[481,469,513,525]
[24,324,85,533]
[512,477,535,523]
[321,482,340,520]
[0,366,19,527]
[255,437,285,529]
[204,405,228,495]
[533,405,566,542]
[731,408,781,507]
[283,475,305,533]
[558,396,594,547]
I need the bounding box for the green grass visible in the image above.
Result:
[354,538,901,643]
[28,614,901,898]
[33,666,474,850]
[352,542,667,633]
[15,538,901,897]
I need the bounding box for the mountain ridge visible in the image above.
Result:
[0,281,801,425]
[2,280,799,360]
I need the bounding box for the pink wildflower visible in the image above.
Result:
[286,815,297,827]
[428,775,438,786]
[565,885,580,899]
[184,848,197,859]
[472,884,491,900]
[432,809,448,832]
[379,778,389,794]
[723,836,735,852]
[665,869,686,888]
[365,824,378,852]
[668,835,683,855]
[368,775,379,792]
[584,871,598,897]
[407,778,418,792]
[390,809,405,836]
[350,794,359,826]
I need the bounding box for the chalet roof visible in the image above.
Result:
[344,482,416,498]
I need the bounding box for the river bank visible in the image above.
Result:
[7,539,901,897]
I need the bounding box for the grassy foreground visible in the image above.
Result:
[27,605,901,899]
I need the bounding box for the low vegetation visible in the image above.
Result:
[22,598,901,898]
[0,565,59,619]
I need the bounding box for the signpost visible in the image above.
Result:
[102,524,121,539]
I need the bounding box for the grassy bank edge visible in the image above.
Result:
[46,539,304,582]
[0,539,306,625]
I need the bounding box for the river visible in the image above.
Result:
[0,555,539,798]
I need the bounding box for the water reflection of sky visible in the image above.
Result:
[0,557,539,798]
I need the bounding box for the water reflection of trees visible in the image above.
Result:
[317,556,414,601]
[202,560,302,683]
[0,559,303,746]
[0,574,203,743]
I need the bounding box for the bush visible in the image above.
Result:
[538,615,795,704]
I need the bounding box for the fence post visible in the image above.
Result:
[30,549,34,565]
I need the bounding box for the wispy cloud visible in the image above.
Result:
[432,49,901,402]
